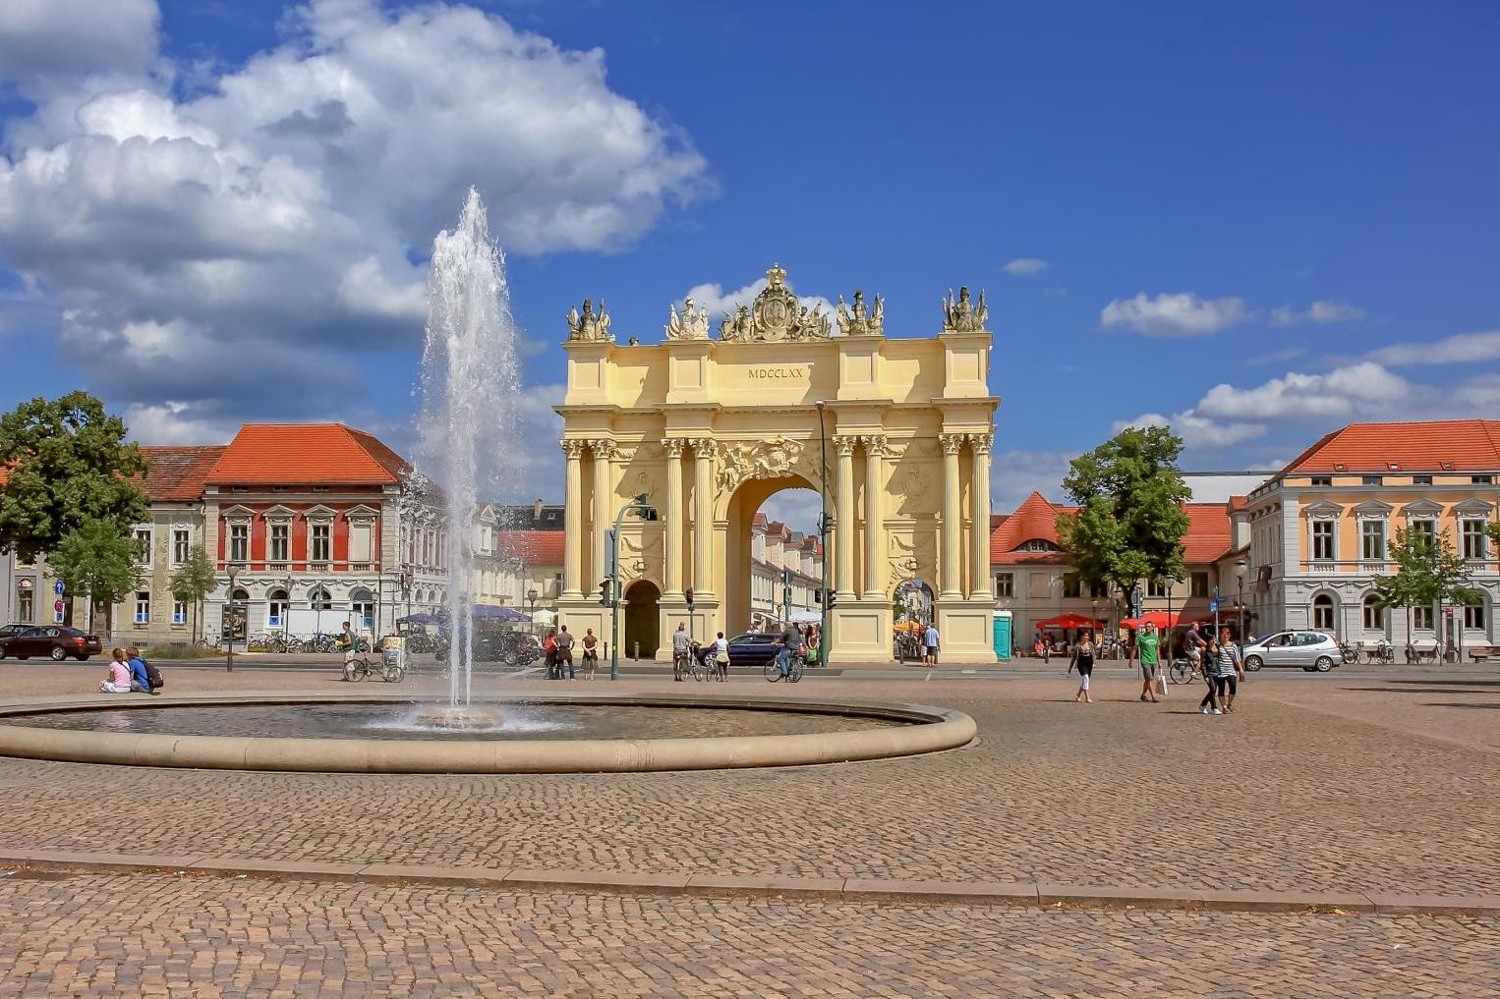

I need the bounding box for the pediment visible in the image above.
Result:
[345,504,380,521]
[304,504,337,521]
[1303,500,1343,518]
[262,504,296,521]
[221,504,255,520]
[1352,500,1393,517]
[1402,499,1443,518]
[1454,498,1495,517]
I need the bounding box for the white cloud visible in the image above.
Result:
[1099,291,1249,337]
[1366,329,1500,367]
[0,0,159,80]
[1271,300,1365,326]
[1113,412,1265,449]
[1196,362,1408,421]
[0,0,709,431]
[1002,257,1048,276]
[757,488,822,540]
[989,450,1075,511]
[125,402,242,446]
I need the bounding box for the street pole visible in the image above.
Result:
[609,495,657,681]
[226,564,239,673]
[815,400,831,666]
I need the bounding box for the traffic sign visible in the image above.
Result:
[54,611,64,623]
[53,599,65,613]
[1208,598,1220,613]
[53,581,65,597]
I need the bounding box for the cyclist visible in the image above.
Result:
[336,622,359,681]
[1183,622,1206,678]
[775,621,802,680]
[671,622,693,681]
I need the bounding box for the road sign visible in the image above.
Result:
[53,581,65,597]
[1208,598,1220,614]
[53,599,65,613]
[54,611,64,623]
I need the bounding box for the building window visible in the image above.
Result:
[1311,521,1335,561]
[1021,539,1057,553]
[1409,520,1437,549]
[172,600,188,625]
[1361,520,1386,561]
[350,588,374,629]
[308,586,333,611]
[134,591,150,625]
[1310,476,1332,487]
[267,589,288,628]
[1190,572,1209,598]
[1147,578,1170,598]
[1088,581,1110,599]
[310,524,331,563]
[1463,601,1486,630]
[1411,474,1433,486]
[1413,605,1435,631]
[17,580,34,623]
[172,529,190,565]
[269,524,290,563]
[1461,520,1488,561]
[134,528,153,565]
[229,524,249,563]
[1473,475,1494,485]
[1062,573,1081,599]
[1361,475,1383,486]
[348,521,373,563]
[995,573,1014,598]
[1311,594,1335,630]
[1362,595,1384,630]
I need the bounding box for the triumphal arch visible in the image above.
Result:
[553,264,998,664]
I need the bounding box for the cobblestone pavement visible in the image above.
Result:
[1,872,1496,998]
[2,663,1499,896]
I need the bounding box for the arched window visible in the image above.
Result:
[308,586,333,611]
[1312,594,1335,630]
[16,579,34,623]
[1361,595,1383,631]
[267,588,289,629]
[230,587,250,602]
[350,588,374,629]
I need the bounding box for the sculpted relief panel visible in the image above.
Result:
[714,436,817,494]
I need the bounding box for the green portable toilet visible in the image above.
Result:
[992,610,1012,661]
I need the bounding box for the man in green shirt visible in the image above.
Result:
[1135,621,1161,703]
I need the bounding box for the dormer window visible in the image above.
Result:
[1310,476,1332,487]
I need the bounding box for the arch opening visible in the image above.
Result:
[725,480,822,637]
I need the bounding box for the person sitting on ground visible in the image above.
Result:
[100,649,133,694]
[125,646,158,694]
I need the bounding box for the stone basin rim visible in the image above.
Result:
[0,691,977,774]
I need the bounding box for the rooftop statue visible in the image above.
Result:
[717,262,832,343]
[566,298,613,342]
[666,296,711,340]
[835,289,885,337]
[942,286,988,332]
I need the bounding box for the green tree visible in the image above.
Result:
[1372,526,1478,646]
[0,391,149,564]
[48,518,143,636]
[169,544,218,644]
[1055,426,1192,609]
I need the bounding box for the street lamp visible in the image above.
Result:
[526,587,538,635]
[609,494,658,681]
[815,400,833,665]
[1234,558,1248,641]
[282,572,294,647]
[225,563,241,673]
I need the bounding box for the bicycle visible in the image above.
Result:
[1167,657,1197,685]
[764,654,806,683]
[347,656,405,683]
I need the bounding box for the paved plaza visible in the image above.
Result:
[1,661,1498,996]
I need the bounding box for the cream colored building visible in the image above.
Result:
[554,265,999,663]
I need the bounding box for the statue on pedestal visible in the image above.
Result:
[566,298,613,342]
[942,286,988,332]
[835,289,885,336]
[666,296,710,340]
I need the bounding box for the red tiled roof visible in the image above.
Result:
[495,531,565,566]
[1182,503,1232,564]
[989,492,1076,562]
[1228,495,1247,511]
[752,512,767,528]
[140,446,226,502]
[1281,420,1500,474]
[208,424,406,486]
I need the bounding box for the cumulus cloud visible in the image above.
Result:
[1366,329,1500,367]
[0,0,159,80]
[989,449,1076,510]
[1099,292,1249,336]
[0,0,709,434]
[1270,300,1366,326]
[1002,257,1048,276]
[1113,412,1265,449]
[1196,362,1408,421]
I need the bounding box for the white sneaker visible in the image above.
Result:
[1200,706,1210,714]
[1211,708,1223,715]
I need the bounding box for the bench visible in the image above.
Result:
[1468,646,1494,663]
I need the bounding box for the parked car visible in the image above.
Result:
[1240,631,1344,673]
[695,632,795,670]
[0,623,30,643]
[0,625,104,662]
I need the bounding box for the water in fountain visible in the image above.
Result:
[415,188,521,714]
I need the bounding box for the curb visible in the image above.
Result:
[2,849,1496,917]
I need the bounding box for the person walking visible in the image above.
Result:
[580,628,599,680]
[922,622,941,665]
[711,631,730,681]
[1070,631,1096,703]
[554,625,576,680]
[1135,622,1162,703]
[1208,626,1245,714]
[671,622,693,682]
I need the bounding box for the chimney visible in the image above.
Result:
[533,499,543,521]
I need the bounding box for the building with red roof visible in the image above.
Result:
[1244,420,1500,647]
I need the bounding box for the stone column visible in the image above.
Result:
[691,438,715,597]
[939,433,966,599]
[834,436,857,597]
[969,432,993,599]
[663,438,685,597]
[590,439,616,586]
[860,435,886,599]
[561,440,585,596]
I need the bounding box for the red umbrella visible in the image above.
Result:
[1036,613,1108,630]
[1119,611,1181,630]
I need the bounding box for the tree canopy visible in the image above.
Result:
[1055,425,1192,599]
[0,392,148,563]
[48,518,142,619]
[1371,525,1477,614]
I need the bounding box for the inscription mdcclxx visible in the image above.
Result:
[748,366,806,380]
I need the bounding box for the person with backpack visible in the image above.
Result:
[125,646,161,695]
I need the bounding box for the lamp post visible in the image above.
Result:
[526,587,538,636]
[815,400,832,666]
[609,494,658,681]
[1234,558,1248,641]
[225,563,240,673]
[400,566,413,628]
[282,572,294,647]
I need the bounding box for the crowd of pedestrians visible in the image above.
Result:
[1061,623,1247,714]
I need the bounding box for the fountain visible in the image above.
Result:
[413,188,521,726]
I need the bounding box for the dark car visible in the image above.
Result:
[0,623,29,643]
[0,625,104,661]
[695,632,791,669]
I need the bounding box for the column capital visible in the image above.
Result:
[561,439,587,459]
[967,431,993,456]
[687,437,716,455]
[662,437,687,459]
[939,432,967,455]
[857,433,888,457]
[589,439,618,459]
[833,435,858,457]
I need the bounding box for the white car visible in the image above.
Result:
[1240,631,1345,673]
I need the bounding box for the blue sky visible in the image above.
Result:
[2,0,1498,534]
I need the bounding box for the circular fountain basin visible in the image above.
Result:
[0,691,976,774]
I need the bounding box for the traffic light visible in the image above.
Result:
[599,579,613,606]
[825,589,838,610]
[684,587,695,612]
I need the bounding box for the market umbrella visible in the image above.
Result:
[1119,611,1181,630]
[1036,613,1108,630]
[397,613,441,625]
[472,604,530,623]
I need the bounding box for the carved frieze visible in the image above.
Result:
[715,436,810,493]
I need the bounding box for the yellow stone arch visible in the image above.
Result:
[554,265,999,664]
